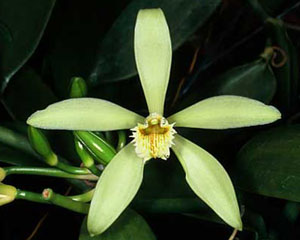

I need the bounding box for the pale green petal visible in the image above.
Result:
[168,95,281,129]
[134,8,172,115]
[87,143,144,236]
[27,98,144,131]
[172,135,242,230]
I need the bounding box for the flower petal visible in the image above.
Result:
[87,143,144,236]
[172,134,242,230]
[134,9,172,115]
[27,98,144,131]
[168,95,281,129]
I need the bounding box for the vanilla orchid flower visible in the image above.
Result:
[27,8,281,236]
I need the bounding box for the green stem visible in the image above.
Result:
[117,130,127,151]
[4,166,98,181]
[56,161,90,175]
[16,189,49,204]
[16,189,90,214]
[88,165,102,176]
[69,189,95,202]
[43,188,89,214]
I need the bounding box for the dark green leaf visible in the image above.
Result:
[3,68,57,121]
[200,58,276,103]
[177,56,277,112]
[235,125,300,202]
[0,145,43,166]
[0,126,37,158]
[0,0,56,93]
[265,18,298,114]
[90,0,221,84]
[45,0,108,97]
[186,207,269,240]
[79,209,156,240]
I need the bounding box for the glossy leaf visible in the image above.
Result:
[90,0,221,84]
[80,209,156,240]
[27,98,144,131]
[135,9,171,115]
[0,146,44,167]
[168,95,281,129]
[0,0,56,93]
[201,58,277,104]
[265,18,298,114]
[2,68,57,121]
[235,125,300,202]
[172,135,242,230]
[0,126,37,158]
[88,143,144,236]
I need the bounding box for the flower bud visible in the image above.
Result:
[74,131,116,165]
[28,126,58,166]
[0,168,6,181]
[69,77,88,98]
[74,138,94,168]
[0,184,17,206]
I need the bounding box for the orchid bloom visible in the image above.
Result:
[27,8,281,236]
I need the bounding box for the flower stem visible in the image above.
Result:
[68,189,95,202]
[87,165,102,176]
[55,161,91,175]
[4,166,98,181]
[16,189,90,214]
[16,189,49,204]
[43,188,89,214]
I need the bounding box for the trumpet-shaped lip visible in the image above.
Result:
[131,113,176,161]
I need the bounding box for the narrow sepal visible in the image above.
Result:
[168,95,281,129]
[172,134,242,230]
[87,143,144,236]
[134,9,172,115]
[27,98,144,131]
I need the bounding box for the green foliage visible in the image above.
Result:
[80,209,156,240]
[236,125,300,202]
[0,0,56,93]
[90,0,221,84]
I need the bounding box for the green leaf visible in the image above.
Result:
[200,58,277,104]
[0,126,37,158]
[235,125,300,202]
[45,0,106,97]
[80,209,156,240]
[0,145,44,167]
[265,18,298,114]
[3,68,57,121]
[90,0,221,84]
[0,0,56,93]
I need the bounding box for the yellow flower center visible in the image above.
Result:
[131,113,176,161]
